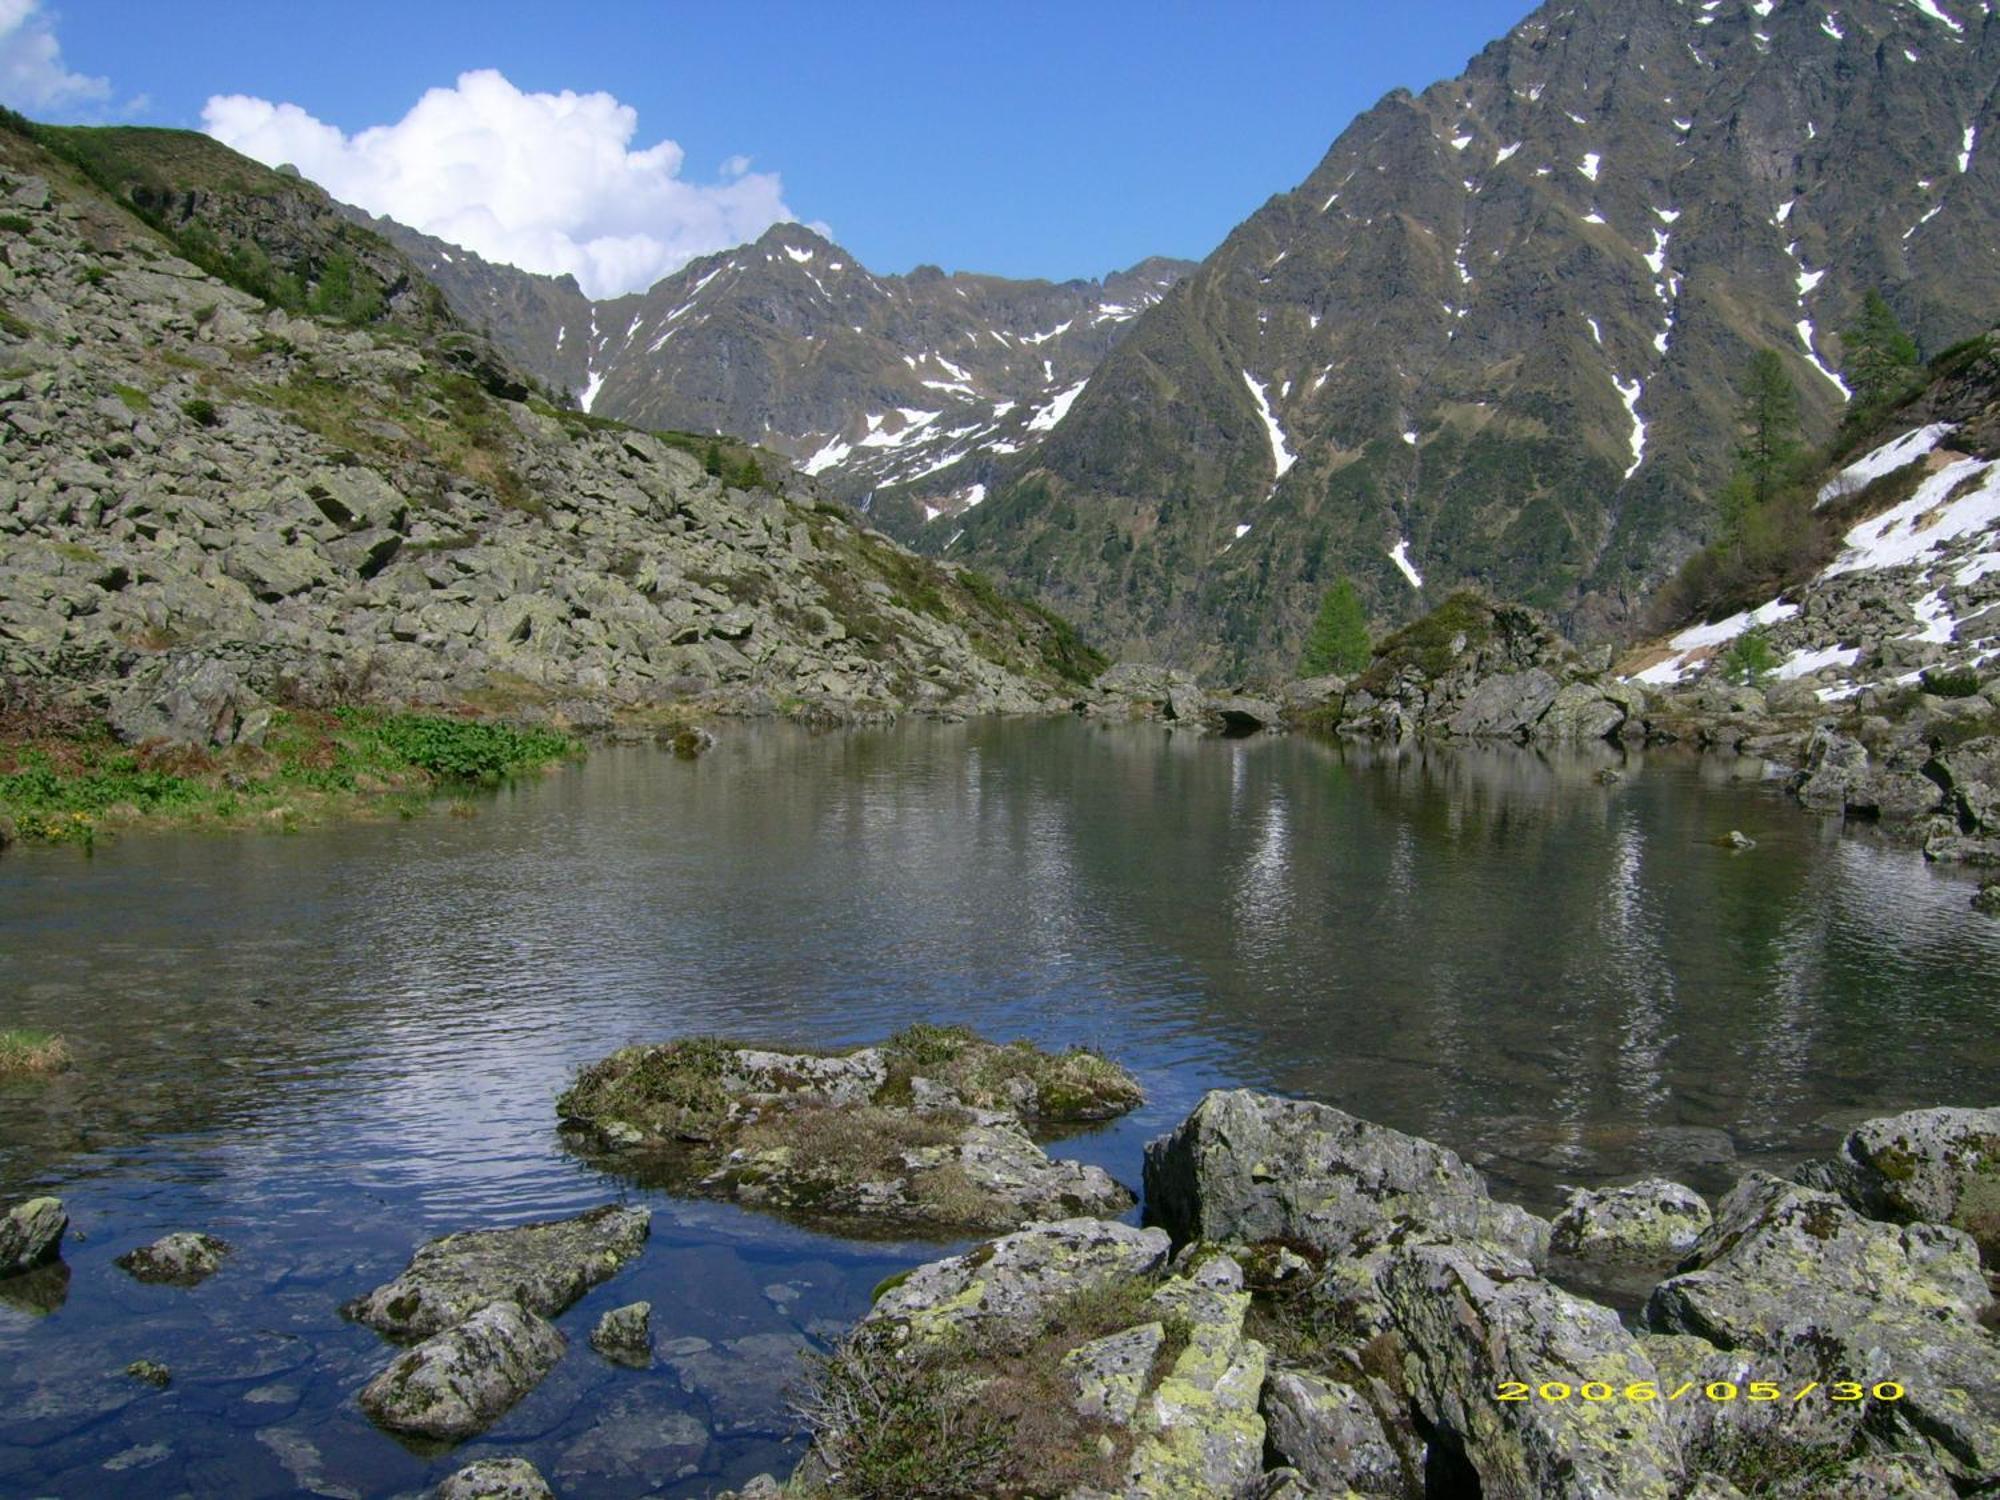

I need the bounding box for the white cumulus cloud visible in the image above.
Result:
[201,70,802,299]
[0,0,111,112]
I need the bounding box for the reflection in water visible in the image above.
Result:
[2,720,1998,1497]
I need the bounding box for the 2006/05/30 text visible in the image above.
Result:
[1497,1380,1905,1403]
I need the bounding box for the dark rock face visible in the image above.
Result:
[342,1203,649,1340]
[945,0,2000,675]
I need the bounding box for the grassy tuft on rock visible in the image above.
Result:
[0,1028,70,1078]
[799,1276,1189,1500]
[875,1024,1143,1124]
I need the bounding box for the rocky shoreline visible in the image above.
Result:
[6,1042,1993,1498]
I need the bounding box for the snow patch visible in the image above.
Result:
[1584,315,1603,345]
[961,484,987,509]
[1816,424,1957,505]
[579,368,605,414]
[1496,142,1522,163]
[1580,151,1602,181]
[1822,15,1845,37]
[1796,320,1853,399]
[1903,0,1964,29]
[1235,523,1253,539]
[1026,380,1088,433]
[801,436,852,476]
[1241,371,1298,480]
[1390,539,1424,589]
[1774,644,1861,679]
[1826,457,2000,575]
[1451,133,1473,151]
[783,245,814,264]
[1613,374,1647,479]
[1961,125,1978,172]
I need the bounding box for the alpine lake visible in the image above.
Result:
[3,717,1997,1498]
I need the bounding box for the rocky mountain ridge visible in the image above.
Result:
[939,0,2000,677]
[351,207,1190,532]
[0,120,1103,737]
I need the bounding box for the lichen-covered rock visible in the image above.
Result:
[1645,1173,2000,1485]
[358,1299,564,1441]
[342,1203,649,1339]
[0,1197,67,1276]
[1119,1254,1269,1499]
[1975,882,2000,916]
[1639,1331,1864,1492]
[115,1231,231,1286]
[589,1299,651,1365]
[1062,1321,1165,1425]
[1794,727,1871,811]
[434,1457,553,1500]
[1812,1105,2000,1260]
[867,1217,1170,1344]
[1383,1241,1682,1499]
[1143,1089,1549,1264]
[1259,1369,1404,1497]
[560,1029,1141,1236]
[1550,1178,1711,1262]
[123,1359,171,1388]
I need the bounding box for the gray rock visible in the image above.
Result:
[1794,727,1870,811]
[434,1458,553,1500]
[1645,1172,1999,1485]
[1550,1178,1711,1262]
[0,1197,67,1275]
[1445,667,1561,739]
[1204,694,1282,734]
[105,653,261,747]
[867,1217,1170,1343]
[343,1202,649,1339]
[1119,1251,1268,1498]
[1933,735,2000,833]
[588,1299,651,1365]
[1977,882,2000,916]
[1384,1240,1682,1499]
[1142,1089,1550,1264]
[1260,1369,1404,1496]
[115,1231,231,1286]
[1538,680,1644,742]
[357,1299,564,1441]
[1811,1105,2000,1260]
[1061,1320,1164,1425]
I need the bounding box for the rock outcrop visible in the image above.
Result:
[115,1231,231,1286]
[1804,1106,2000,1261]
[558,1029,1140,1236]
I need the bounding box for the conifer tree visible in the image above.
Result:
[1840,290,1921,410]
[1739,351,1800,504]
[1300,577,1371,675]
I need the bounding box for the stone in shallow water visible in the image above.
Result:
[123,1359,171,1388]
[434,1457,553,1500]
[357,1299,565,1441]
[116,1231,231,1286]
[343,1202,649,1339]
[0,1196,67,1275]
[589,1299,651,1365]
[553,1390,709,1487]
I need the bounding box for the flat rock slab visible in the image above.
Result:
[343,1203,649,1340]
[1143,1088,1549,1264]
[358,1299,564,1442]
[116,1231,231,1286]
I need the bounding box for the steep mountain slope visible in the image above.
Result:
[0,120,1102,727]
[352,208,1189,526]
[945,0,2000,678]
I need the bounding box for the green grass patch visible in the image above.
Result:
[0,1028,71,1079]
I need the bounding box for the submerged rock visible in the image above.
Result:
[0,1197,67,1276]
[1550,1178,1711,1262]
[558,1027,1141,1236]
[434,1457,553,1500]
[115,1231,231,1286]
[358,1299,564,1442]
[343,1203,649,1340]
[1646,1172,2000,1485]
[123,1360,171,1388]
[1142,1089,1549,1264]
[589,1299,651,1365]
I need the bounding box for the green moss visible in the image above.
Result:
[111,382,150,411]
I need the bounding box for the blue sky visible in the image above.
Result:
[17,0,1535,293]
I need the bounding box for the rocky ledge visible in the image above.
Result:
[556,1026,1141,1237]
[770,1093,2000,1499]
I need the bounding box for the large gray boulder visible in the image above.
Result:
[1807,1105,2000,1262]
[1383,1241,1683,1499]
[1445,667,1562,739]
[1933,736,2000,832]
[1645,1173,2000,1485]
[358,1299,564,1441]
[1143,1089,1549,1264]
[1537,680,1646,742]
[1794,727,1871,812]
[343,1202,649,1339]
[105,653,263,747]
[0,1197,67,1275]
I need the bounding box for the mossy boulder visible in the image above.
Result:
[556,1028,1141,1236]
[115,1231,230,1286]
[0,1197,67,1276]
[358,1299,564,1441]
[434,1458,553,1500]
[1550,1178,1712,1263]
